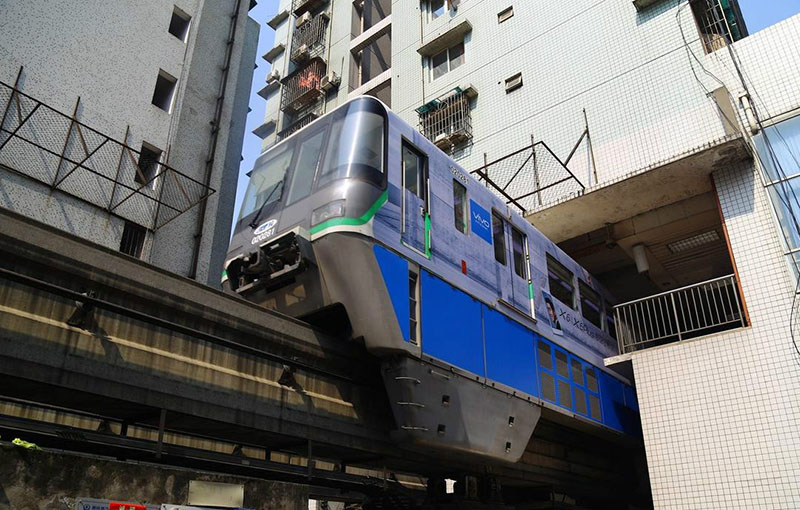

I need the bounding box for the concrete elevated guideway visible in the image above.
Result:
[0,208,649,507]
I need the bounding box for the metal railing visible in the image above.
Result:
[417,88,473,152]
[614,274,745,354]
[280,58,326,114]
[291,13,328,63]
[0,79,214,231]
[277,112,318,141]
[469,139,585,214]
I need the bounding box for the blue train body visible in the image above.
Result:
[223,97,639,462]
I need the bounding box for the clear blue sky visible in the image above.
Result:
[231,0,800,230]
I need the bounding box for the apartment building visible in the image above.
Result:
[259,0,800,507]
[0,0,259,286]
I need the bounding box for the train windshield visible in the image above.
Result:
[238,143,293,221]
[318,104,384,188]
[237,99,385,222]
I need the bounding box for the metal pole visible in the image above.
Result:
[583,109,598,186]
[532,134,542,206]
[671,293,682,342]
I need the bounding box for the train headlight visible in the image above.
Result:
[311,200,346,226]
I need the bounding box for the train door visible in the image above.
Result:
[401,141,429,256]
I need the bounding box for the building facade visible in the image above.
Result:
[260,0,800,507]
[0,0,259,287]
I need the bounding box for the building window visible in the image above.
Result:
[505,72,523,93]
[689,0,746,54]
[168,6,191,42]
[120,221,146,258]
[511,226,526,278]
[430,40,464,81]
[429,0,446,19]
[547,254,575,308]
[578,279,602,329]
[754,114,800,279]
[152,70,177,112]
[492,212,506,265]
[135,143,163,185]
[498,6,514,23]
[452,180,467,233]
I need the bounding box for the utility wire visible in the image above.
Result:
[678,0,800,360]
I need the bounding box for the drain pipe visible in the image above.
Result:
[189,0,244,280]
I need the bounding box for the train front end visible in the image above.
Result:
[223,97,390,326]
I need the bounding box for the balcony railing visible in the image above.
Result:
[614,274,745,354]
[280,58,326,114]
[0,80,214,230]
[417,87,473,152]
[291,13,328,63]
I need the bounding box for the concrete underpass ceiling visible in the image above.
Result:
[559,191,734,302]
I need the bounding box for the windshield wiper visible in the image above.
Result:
[248,180,284,228]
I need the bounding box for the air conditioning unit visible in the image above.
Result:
[294,43,309,61]
[320,71,341,91]
[434,132,453,150]
[296,12,312,28]
[266,69,281,84]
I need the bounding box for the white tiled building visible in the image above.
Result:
[0,0,259,286]
[261,0,800,507]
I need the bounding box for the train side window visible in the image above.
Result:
[546,254,575,309]
[511,226,526,278]
[578,279,602,329]
[492,213,506,265]
[402,144,425,199]
[537,340,552,370]
[452,180,467,234]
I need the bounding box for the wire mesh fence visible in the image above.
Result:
[470,141,586,213]
[0,80,213,230]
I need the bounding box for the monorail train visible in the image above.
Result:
[223,96,639,462]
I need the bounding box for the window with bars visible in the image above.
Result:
[120,221,146,259]
[689,0,746,54]
[417,88,473,151]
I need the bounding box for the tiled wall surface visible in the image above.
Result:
[632,161,800,509]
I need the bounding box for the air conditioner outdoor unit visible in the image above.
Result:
[320,71,341,91]
[266,69,281,83]
[294,43,310,60]
[433,132,453,150]
[296,12,312,28]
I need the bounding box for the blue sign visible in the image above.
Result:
[470,200,492,244]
